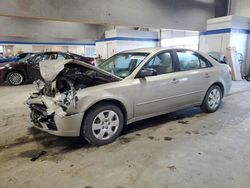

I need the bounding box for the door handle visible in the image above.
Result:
[33,64,39,69]
[171,78,179,84]
[204,73,210,78]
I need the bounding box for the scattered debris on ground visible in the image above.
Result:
[185,131,191,134]
[118,137,132,144]
[30,150,47,161]
[167,165,176,171]
[178,120,189,124]
[209,132,217,135]
[164,137,173,141]
[148,136,154,140]
[192,131,200,134]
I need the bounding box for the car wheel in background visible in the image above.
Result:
[6,71,24,85]
[245,75,250,82]
[82,102,124,146]
[201,85,222,113]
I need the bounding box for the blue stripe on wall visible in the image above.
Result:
[96,37,160,42]
[200,28,231,35]
[231,28,250,34]
[0,41,96,46]
[200,28,250,35]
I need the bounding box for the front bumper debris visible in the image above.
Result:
[27,95,83,137]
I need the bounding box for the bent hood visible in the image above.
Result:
[39,59,122,82]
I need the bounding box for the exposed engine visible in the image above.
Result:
[26,59,122,133]
[28,62,118,129]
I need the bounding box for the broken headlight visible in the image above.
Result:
[54,80,78,109]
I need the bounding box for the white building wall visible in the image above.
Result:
[199,15,250,75]
[96,28,159,59]
[96,41,117,59]
[13,44,33,54]
[200,16,250,57]
[199,33,231,55]
[116,41,157,52]
[161,30,199,50]
[230,32,248,58]
[68,46,85,55]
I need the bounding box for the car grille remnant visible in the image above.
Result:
[30,104,57,131]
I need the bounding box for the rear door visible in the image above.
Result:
[26,53,45,80]
[171,50,214,107]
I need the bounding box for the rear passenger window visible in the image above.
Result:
[177,51,211,71]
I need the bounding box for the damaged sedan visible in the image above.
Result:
[26,48,232,145]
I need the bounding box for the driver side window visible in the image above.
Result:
[144,52,173,75]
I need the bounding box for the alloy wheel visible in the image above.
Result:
[208,88,221,110]
[8,72,23,85]
[92,110,120,140]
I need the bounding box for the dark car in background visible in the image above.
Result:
[0,51,94,85]
[66,52,95,65]
[0,52,34,63]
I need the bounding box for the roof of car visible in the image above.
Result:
[42,51,63,54]
[121,47,198,54]
[122,47,162,53]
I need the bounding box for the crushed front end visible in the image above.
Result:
[26,60,120,137]
[26,80,84,136]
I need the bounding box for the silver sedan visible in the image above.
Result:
[26,48,232,145]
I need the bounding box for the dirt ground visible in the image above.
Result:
[0,81,250,188]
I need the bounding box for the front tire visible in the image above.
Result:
[82,102,124,146]
[6,71,24,85]
[201,85,222,113]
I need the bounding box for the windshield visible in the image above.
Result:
[19,54,36,63]
[98,53,148,78]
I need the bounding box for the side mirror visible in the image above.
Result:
[139,68,157,78]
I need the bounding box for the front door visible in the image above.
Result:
[133,51,184,117]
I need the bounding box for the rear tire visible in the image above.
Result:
[245,75,250,82]
[201,85,222,113]
[6,71,24,85]
[82,102,124,146]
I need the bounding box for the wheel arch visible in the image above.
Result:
[210,81,225,97]
[80,98,128,140]
[83,98,128,125]
[4,69,26,81]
